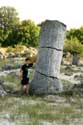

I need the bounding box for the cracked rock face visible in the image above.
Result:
[30,20,66,94]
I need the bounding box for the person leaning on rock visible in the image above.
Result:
[20,57,33,95]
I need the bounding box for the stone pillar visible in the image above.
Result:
[72,54,80,66]
[30,20,66,94]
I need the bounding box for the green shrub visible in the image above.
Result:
[64,38,83,56]
[6,46,15,53]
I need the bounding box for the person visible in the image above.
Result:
[20,57,33,95]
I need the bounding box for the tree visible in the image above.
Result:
[66,28,83,44]
[0,6,19,46]
[64,38,83,65]
[79,26,83,44]
[18,20,40,47]
[64,38,83,55]
[6,24,20,46]
[0,6,19,29]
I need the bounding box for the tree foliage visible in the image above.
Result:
[64,26,83,56]
[0,6,19,29]
[0,6,20,46]
[17,20,40,47]
[64,38,83,55]
[66,28,83,44]
[0,6,40,47]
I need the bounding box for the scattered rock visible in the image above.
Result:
[2,64,13,70]
[74,73,83,81]
[80,73,83,78]
[2,64,21,71]
[64,66,72,70]
[71,82,83,96]
[0,81,7,96]
[43,95,66,103]
[72,83,83,89]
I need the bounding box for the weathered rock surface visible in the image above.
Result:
[30,71,63,94]
[30,20,66,94]
[36,48,63,78]
[39,20,66,50]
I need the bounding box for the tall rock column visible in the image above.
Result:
[30,20,66,94]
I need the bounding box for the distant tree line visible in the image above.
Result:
[64,28,83,57]
[0,6,83,58]
[63,27,83,65]
[0,6,40,47]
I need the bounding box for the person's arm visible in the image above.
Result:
[28,63,33,68]
[19,65,24,80]
[20,70,23,80]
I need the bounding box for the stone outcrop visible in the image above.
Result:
[30,20,66,94]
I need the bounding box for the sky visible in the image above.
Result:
[0,0,83,29]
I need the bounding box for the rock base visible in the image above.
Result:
[30,72,63,95]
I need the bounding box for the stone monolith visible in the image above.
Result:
[30,20,66,94]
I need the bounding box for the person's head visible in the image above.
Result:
[25,57,32,65]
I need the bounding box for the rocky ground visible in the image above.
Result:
[0,64,83,96]
[0,61,83,125]
[60,65,83,84]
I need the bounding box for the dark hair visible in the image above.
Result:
[25,57,31,61]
